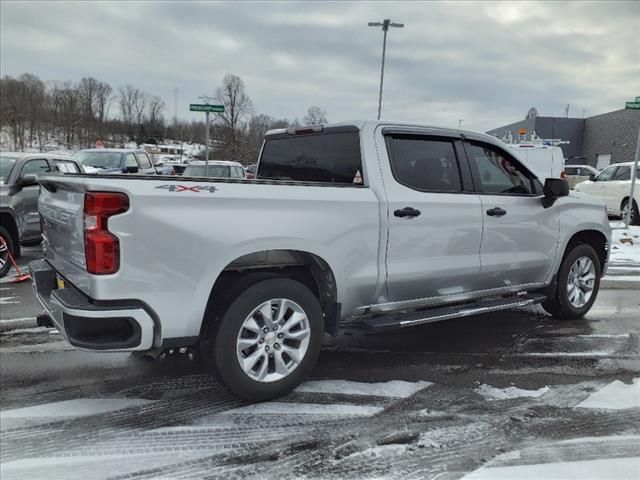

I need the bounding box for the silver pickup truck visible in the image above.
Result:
[30,121,611,400]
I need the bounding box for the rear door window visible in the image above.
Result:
[258,131,362,184]
[54,160,80,173]
[385,136,462,193]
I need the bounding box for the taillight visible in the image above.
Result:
[561,170,567,179]
[84,192,129,275]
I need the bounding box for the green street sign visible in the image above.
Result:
[190,104,224,113]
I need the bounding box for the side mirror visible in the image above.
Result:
[124,165,139,174]
[17,174,38,188]
[589,174,596,181]
[542,178,570,208]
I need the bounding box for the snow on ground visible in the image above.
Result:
[609,222,640,265]
[220,402,383,416]
[475,384,550,400]
[295,379,432,398]
[576,378,639,410]
[0,398,154,419]
[462,457,640,480]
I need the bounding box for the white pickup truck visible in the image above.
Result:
[31,121,611,400]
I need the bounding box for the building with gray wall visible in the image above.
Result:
[486,101,640,169]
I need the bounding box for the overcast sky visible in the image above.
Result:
[1,1,638,132]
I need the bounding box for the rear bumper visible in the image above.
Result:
[29,259,155,352]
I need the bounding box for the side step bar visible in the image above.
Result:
[364,293,547,331]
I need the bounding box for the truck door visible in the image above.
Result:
[382,132,484,302]
[463,140,559,289]
[15,158,51,239]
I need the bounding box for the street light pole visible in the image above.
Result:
[199,95,214,176]
[624,127,640,229]
[368,19,404,120]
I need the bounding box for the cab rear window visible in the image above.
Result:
[258,131,362,184]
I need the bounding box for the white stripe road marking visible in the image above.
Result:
[0,317,36,324]
[0,398,154,419]
[0,297,20,304]
[220,402,384,416]
[296,380,433,398]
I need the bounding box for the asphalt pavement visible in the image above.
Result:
[1,248,639,480]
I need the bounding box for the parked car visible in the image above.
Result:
[31,121,610,400]
[0,152,82,277]
[574,162,640,224]
[181,160,246,178]
[73,148,158,175]
[564,165,600,189]
[153,163,176,175]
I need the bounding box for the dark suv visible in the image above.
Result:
[0,152,82,277]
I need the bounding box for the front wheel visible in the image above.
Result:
[0,226,15,278]
[201,278,324,401]
[542,243,601,320]
[621,198,640,226]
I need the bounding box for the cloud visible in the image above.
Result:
[1,0,638,131]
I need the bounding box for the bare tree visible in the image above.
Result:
[525,107,538,120]
[94,81,113,139]
[214,73,253,157]
[146,95,165,139]
[303,106,328,125]
[118,85,138,137]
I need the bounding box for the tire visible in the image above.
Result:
[621,198,640,226]
[201,278,323,401]
[542,243,601,320]
[0,225,15,278]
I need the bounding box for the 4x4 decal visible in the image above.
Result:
[155,185,218,193]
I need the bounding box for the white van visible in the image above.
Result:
[505,144,565,181]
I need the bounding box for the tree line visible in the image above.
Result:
[0,72,328,163]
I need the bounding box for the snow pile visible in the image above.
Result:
[607,223,640,282]
[475,384,549,400]
[462,457,640,480]
[0,398,153,419]
[296,379,432,398]
[576,378,639,410]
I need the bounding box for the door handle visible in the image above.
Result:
[394,207,421,218]
[486,207,507,217]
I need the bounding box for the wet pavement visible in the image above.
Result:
[1,249,639,479]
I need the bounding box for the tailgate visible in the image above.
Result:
[38,179,90,294]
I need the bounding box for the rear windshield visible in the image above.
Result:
[258,132,362,184]
[182,165,238,178]
[0,155,18,184]
[74,151,122,169]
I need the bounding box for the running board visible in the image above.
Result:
[364,293,547,331]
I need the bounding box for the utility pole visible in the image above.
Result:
[625,127,640,229]
[368,19,404,120]
[458,119,464,129]
[173,88,178,127]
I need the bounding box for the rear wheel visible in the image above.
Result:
[201,278,323,401]
[542,243,601,320]
[621,198,640,226]
[0,226,15,278]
